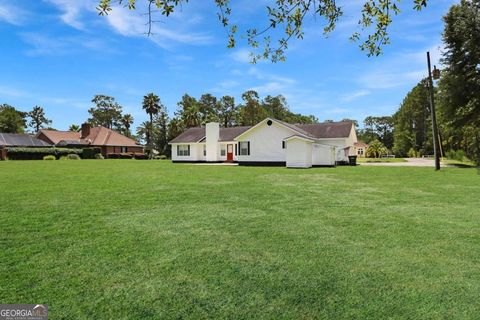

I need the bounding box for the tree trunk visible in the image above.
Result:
[149,113,153,159]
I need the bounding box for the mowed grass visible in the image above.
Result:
[0,160,479,319]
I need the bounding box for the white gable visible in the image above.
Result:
[235,120,296,162]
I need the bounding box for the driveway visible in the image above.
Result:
[359,158,447,167]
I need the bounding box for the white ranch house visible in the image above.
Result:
[169,118,358,168]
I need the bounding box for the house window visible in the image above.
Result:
[358,148,364,155]
[177,145,190,156]
[220,145,226,156]
[282,141,286,149]
[120,147,128,153]
[238,141,250,156]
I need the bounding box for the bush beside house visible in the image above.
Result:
[82,147,101,159]
[5,147,83,160]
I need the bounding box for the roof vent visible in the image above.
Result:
[267,120,273,126]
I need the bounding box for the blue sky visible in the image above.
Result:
[0,0,456,130]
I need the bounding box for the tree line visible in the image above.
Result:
[3,1,477,163]
[0,90,319,157]
[356,0,480,164]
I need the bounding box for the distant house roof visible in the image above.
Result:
[38,127,141,147]
[354,141,369,147]
[37,130,80,145]
[169,119,354,143]
[0,133,52,147]
[170,126,252,143]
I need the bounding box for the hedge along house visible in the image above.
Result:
[36,123,144,158]
[0,133,52,160]
[169,118,357,168]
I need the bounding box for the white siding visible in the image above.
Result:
[286,139,312,168]
[312,144,335,166]
[315,138,351,162]
[235,121,294,163]
[171,143,205,162]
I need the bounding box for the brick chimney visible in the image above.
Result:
[81,123,91,139]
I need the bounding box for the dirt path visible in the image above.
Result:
[359,158,447,167]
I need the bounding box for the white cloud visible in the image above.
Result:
[230,48,252,63]
[0,2,27,25]
[44,0,94,30]
[356,44,443,90]
[0,85,26,97]
[105,4,212,48]
[20,32,116,56]
[340,90,370,102]
[43,0,212,47]
[360,69,426,89]
[244,67,296,95]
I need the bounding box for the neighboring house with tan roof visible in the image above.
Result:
[36,123,144,157]
[354,142,369,158]
[169,118,357,168]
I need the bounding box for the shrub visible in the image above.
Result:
[365,140,388,158]
[55,148,83,157]
[158,155,168,160]
[5,147,82,160]
[66,154,81,160]
[43,155,56,160]
[108,153,133,159]
[447,150,466,162]
[407,148,418,158]
[95,153,104,160]
[82,147,101,159]
[134,154,148,160]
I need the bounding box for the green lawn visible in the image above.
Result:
[357,157,407,163]
[443,158,477,168]
[1,160,479,319]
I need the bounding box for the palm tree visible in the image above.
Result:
[182,105,201,128]
[136,121,153,146]
[69,124,80,132]
[142,93,161,158]
[121,114,134,137]
[366,139,388,158]
[167,118,184,141]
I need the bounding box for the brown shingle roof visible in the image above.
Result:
[38,127,140,147]
[219,126,252,141]
[275,119,316,138]
[169,120,354,143]
[294,122,353,139]
[170,126,252,143]
[170,127,206,143]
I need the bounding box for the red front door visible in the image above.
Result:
[227,144,233,161]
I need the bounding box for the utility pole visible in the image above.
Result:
[427,51,441,170]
